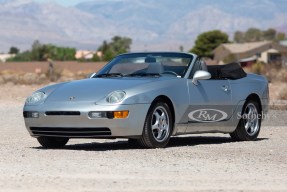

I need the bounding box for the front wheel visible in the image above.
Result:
[37,136,69,148]
[230,100,261,141]
[137,101,173,148]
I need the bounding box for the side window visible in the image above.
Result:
[189,59,205,78]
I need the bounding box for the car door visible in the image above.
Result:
[185,59,233,133]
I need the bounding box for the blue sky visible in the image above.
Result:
[33,0,89,6]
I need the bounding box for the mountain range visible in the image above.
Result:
[0,0,286,52]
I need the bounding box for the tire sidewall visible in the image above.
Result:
[144,101,173,148]
[37,136,69,148]
[239,100,261,140]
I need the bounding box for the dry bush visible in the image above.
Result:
[0,76,4,84]
[0,70,20,85]
[246,63,287,82]
[18,73,47,84]
[266,67,287,82]
[0,62,101,85]
[75,71,91,79]
[59,69,75,82]
[0,70,48,85]
[0,68,91,85]
[58,70,92,82]
[278,84,287,100]
[250,62,266,75]
[276,68,287,82]
[45,66,63,82]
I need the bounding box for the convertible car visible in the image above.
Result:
[23,52,269,148]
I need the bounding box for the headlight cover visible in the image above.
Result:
[26,92,46,104]
[106,91,126,104]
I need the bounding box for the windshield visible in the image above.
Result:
[96,53,193,78]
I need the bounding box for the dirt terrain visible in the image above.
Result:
[0,61,106,73]
[0,85,286,191]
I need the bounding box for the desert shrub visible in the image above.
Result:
[0,76,4,84]
[276,68,287,82]
[264,65,287,82]
[0,71,20,85]
[45,66,63,82]
[75,71,90,79]
[250,62,266,75]
[264,68,275,82]
[0,71,48,85]
[278,84,287,100]
[247,62,287,82]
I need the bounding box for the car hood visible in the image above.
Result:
[45,78,157,103]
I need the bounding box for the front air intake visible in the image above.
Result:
[30,127,112,137]
[45,111,81,116]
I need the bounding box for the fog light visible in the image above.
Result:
[23,111,39,118]
[31,112,39,118]
[88,112,107,118]
[113,111,129,119]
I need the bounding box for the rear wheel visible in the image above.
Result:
[230,100,261,141]
[37,137,69,148]
[137,101,173,148]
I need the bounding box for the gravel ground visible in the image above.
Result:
[0,85,287,191]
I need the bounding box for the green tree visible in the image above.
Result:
[262,28,276,41]
[92,53,101,62]
[8,40,76,62]
[244,28,262,42]
[111,36,132,53]
[7,50,32,62]
[97,36,132,61]
[8,46,20,54]
[234,31,244,43]
[233,28,286,43]
[103,49,115,61]
[276,32,286,42]
[190,30,229,58]
[31,40,42,60]
[99,41,109,53]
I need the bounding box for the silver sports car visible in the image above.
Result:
[23,52,269,148]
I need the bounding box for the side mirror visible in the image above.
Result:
[192,70,211,85]
[87,72,97,78]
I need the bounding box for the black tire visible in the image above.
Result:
[138,101,173,148]
[37,136,69,148]
[230,100,261,141]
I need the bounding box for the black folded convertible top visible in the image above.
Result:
[207,62,247,80]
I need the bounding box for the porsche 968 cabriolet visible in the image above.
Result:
[23,52,269,148]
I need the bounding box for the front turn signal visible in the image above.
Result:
[113,111,129,119]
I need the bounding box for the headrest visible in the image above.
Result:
[145,57,156,63]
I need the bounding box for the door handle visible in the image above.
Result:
[221,85,229,92]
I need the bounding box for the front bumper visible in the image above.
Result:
[23,102,150,138]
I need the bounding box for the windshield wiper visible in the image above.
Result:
[95,73,124,78]
[124,73,161,77]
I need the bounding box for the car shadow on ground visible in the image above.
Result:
[32,136,268,151]
[168,137,267,148]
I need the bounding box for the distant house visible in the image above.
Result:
[75,50,102,60]
[0,54,15,62]
[213,41,287,67]
[280,40,287,47]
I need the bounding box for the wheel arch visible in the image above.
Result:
[151,95,175,131]
[245,93,262,113]
[230,93,262,141]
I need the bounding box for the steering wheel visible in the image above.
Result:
[162,71,179,76]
